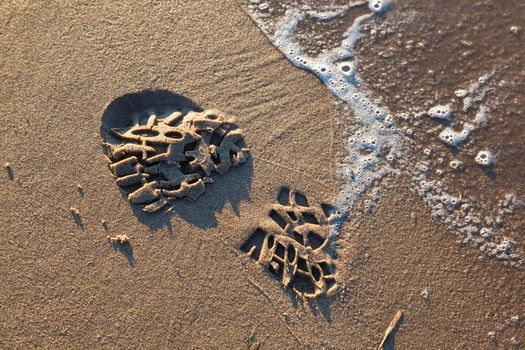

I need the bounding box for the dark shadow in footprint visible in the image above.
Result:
[100,89,202,143]
[100,89,253,231]
[308,297,333,322]
[174,157,252,228]
[111,242,136,267]
[285,292,334,323]
[124,155,252,231]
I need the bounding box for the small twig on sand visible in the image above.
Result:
[377,309,404,350]
[246,326,264,350]
[69,207,80,216]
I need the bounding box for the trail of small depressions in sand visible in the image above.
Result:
[238,0,524,265]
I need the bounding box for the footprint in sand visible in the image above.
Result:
[100,90,250,213]
[240,187,338,299]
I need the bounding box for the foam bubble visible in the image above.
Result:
[428,104,453,121]
[449,159,463,170]
[455,89,468,98]
[368,0,392,13]
[438,123,474,147]
[241,0,522,265]
[473,105,490,126]
[475,150,495,166]
[338,61,359,84]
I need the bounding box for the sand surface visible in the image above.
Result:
[1,0,524,349]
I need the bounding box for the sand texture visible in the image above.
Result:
[1,0,524,349]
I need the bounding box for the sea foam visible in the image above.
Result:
[239,0,522,264]
[241,1,402,235]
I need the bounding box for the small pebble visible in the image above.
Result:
[488,331,496,341]
[69,207,80,215]
[421,288,430,300]
[107,234,130,244]
[510,25,521,34]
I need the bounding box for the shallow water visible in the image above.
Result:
[238,0,523,265]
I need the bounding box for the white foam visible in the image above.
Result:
[475,150,495,166]
[240,1,522,265]
[243,1,401,235]
[438,123,474,147]
[473,105,490,126]
[455,89,468,98]
[411,161,521,265]
[368,0,393,13]
[461,70,495,112]
[449,159,463,170]
[428,104,453,121]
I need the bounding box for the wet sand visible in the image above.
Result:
[0,0,524,349]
